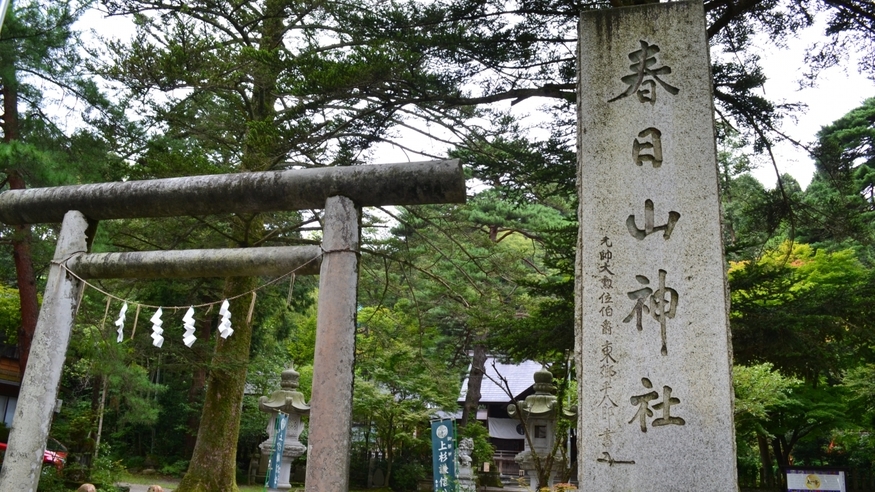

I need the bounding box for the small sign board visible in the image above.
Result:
[266,413,288,488]
[785,467,846,492]
[431,419,456,492]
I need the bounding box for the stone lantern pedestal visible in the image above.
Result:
[258,367,311,491]
[508,367,577,492]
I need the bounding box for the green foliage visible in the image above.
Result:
[842,363,875,427]
[279,304,318,373]
[353,305,459,486]
[0,0,123,186]
[797,97,875,245]
[733,361,851,473]
[160,459,190,478]
[766,383,849,465]
[814,97,875,183]
[828,427,875,470]
[236,395,268,470]
[89,444,125,486]
[74,317,166,428]
[50,399,96,458]
[719,146,790,260]
[36,465,66,492]
[362,190,572,366]
[0,284,22,342]
[476,469,503,488]
[458,422,494,467]
[733,363,801,439]
[7,0,875,490]
[389,461,426,492]
[455,136,577,204]
[729,241,875,380]
[442,132,580,363]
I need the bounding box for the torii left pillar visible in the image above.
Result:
[2,211,89,491]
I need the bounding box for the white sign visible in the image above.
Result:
[786,469,846,492]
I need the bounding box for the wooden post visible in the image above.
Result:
[306,196,359,492]
[0,211,89,492]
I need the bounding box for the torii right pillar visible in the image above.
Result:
[575,2,738,490]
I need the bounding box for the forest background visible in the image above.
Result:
[0,0,874,491]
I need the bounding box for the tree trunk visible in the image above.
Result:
[772,436,789,490]
[384,417,394,488]
[9,173,38,376]
[757,433,774,486]
[464,226,495,427]
[1,51,39,378]
[771,436,790,468]
[176,276,256,492]
[184,317,212,458]
[172,2,285,489]
[537,454,552,491]
[460,343,487,428]
[94,376,109,460]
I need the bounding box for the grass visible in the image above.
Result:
[117,472,381,492]
[117,471,180,489]
[118,472,267,491]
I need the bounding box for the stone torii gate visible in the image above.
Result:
[0,160,465,492]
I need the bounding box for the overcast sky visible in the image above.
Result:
[371,17,875,191]
[78,8,875,191]
[748,23,875,190]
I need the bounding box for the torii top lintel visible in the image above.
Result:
[0,159,466,225]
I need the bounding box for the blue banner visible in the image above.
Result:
[266,413,288,488]
[431,419,456,492]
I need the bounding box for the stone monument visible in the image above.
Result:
[507,367,576,491]
[259,367,311,490]
[576,1,738,490]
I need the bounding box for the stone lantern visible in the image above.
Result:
[258,367,311,490]
[507,367,577,491]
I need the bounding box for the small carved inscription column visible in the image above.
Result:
[576,2,737,490]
